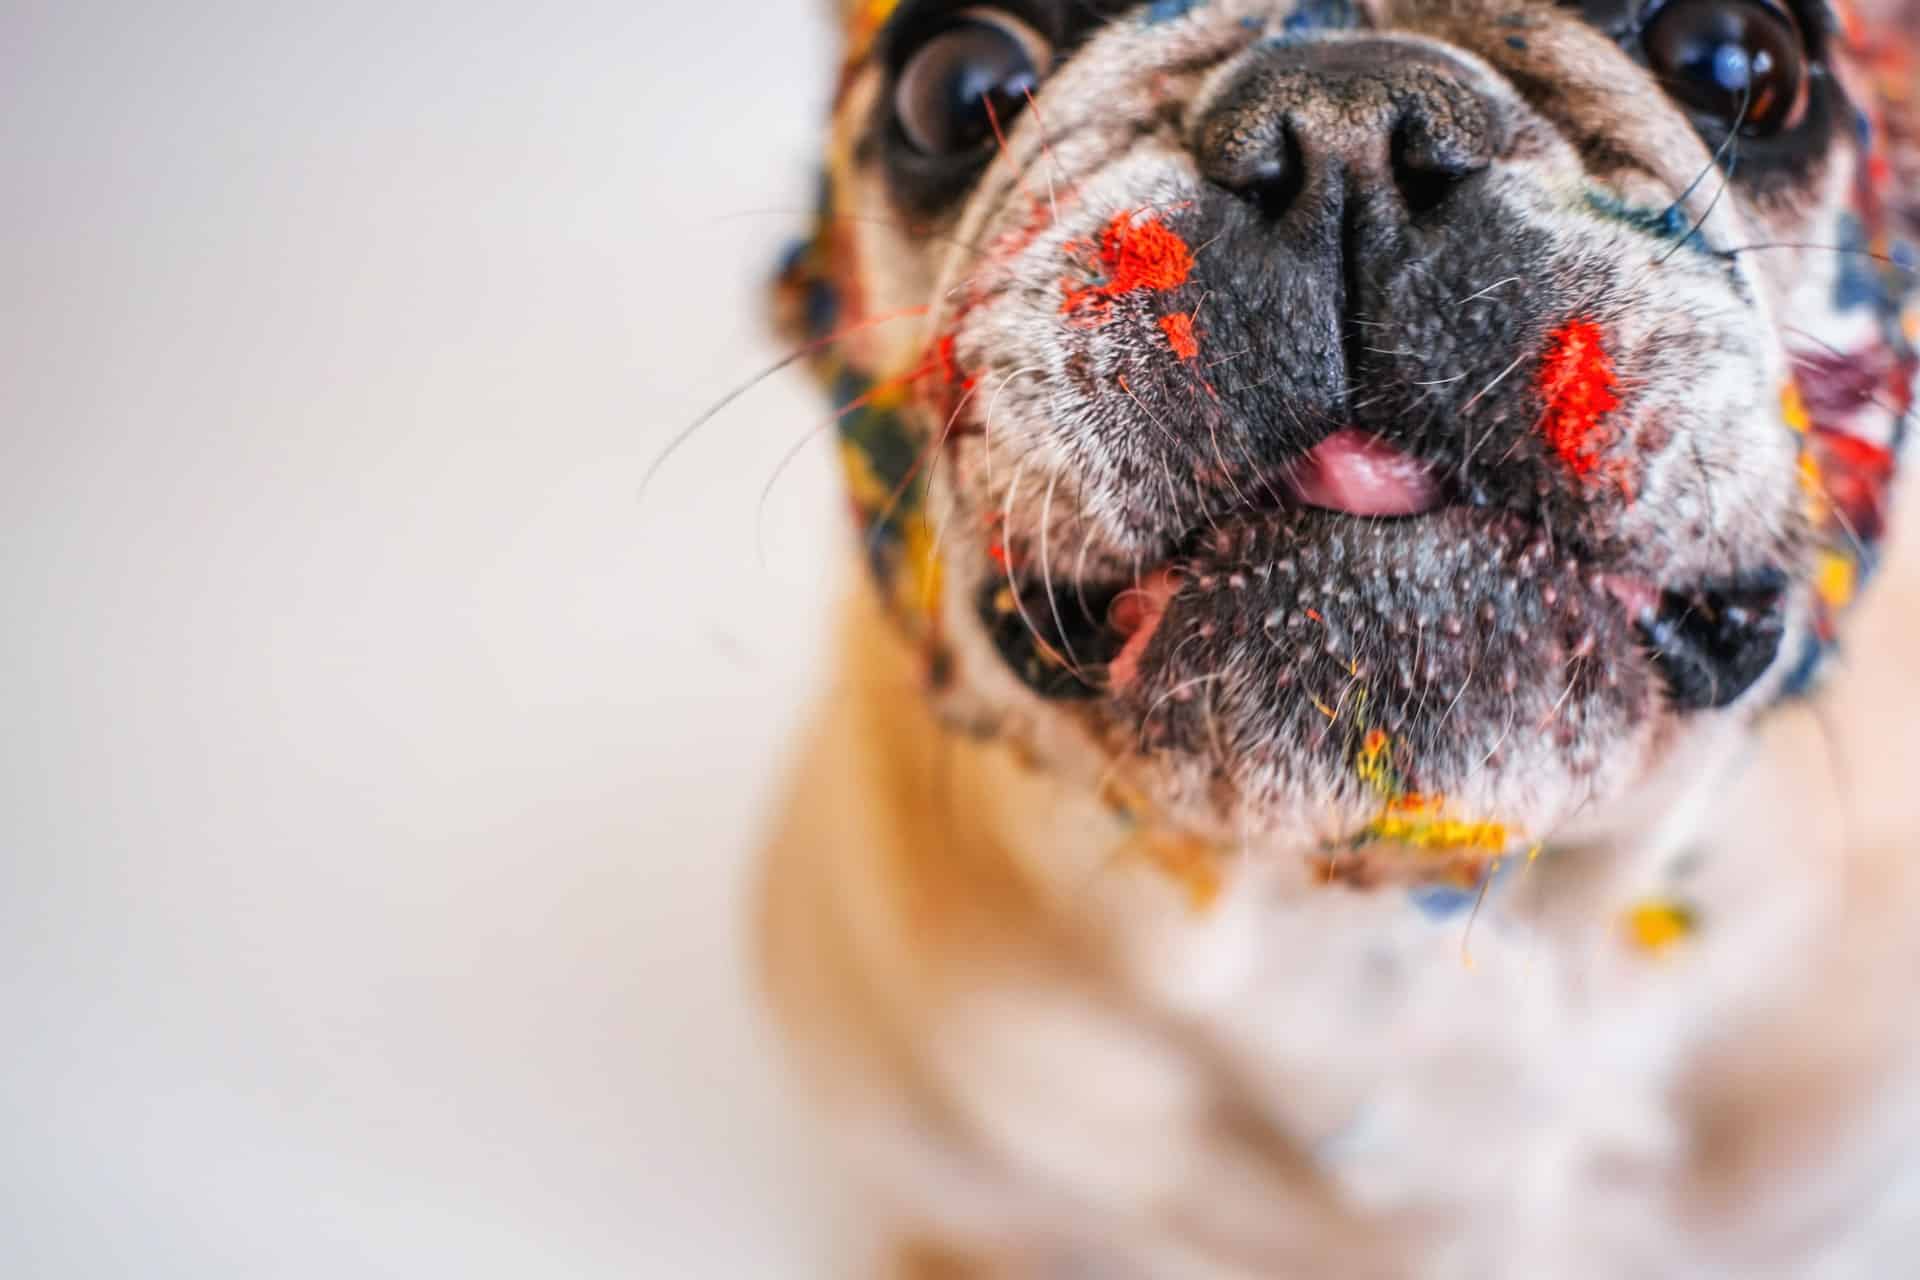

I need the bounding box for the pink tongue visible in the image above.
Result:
[1284,429,1445,517]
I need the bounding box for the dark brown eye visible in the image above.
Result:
[1643,0,1811,136]
[894,10,1052,157]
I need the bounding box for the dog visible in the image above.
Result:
[754,0,1920,1273]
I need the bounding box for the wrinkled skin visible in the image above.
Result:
[793,0,1916,868]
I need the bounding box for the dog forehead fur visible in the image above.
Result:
[760,0,1920,1273]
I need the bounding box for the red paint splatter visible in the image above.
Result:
[1061,211,1196,323]
[1160,312,1201,361]
[1537,318,1622,482]
[915,332,979,425]
[931,333,974,389]
[1814,427,1897,541]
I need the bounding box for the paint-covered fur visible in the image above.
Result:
[759,0,1920,1273]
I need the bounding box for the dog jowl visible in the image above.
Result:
[781,0,1917,861]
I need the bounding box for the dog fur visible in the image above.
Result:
[758,1,1920,1273]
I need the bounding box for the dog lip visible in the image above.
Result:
[1279,429,1448,518]
[1635,568,1790,711]
[1107,569,1180,693]
[1599,573,1662,621]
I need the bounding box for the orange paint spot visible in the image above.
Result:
[1135,831,1225,913]
[1537,319,1622,483]
[1160,312,1201,361]
[844,0,902,62]
[1061,211,1196,322]
[1100,777,1148,823]
[1095,213,1194,292]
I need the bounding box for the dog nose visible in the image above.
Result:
[1194,41,1497,220]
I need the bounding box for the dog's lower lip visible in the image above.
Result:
[1600,574,1662,620]
[1108,570,1179,693]
[1092,507,1653,778]
[1637,569,1789,711]
[988,507,1785,719]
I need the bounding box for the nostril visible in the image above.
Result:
[1390,120,1488,217]
[1393,161,1458,218]
[1200,118,1306,219]
[1243,128,1305,219]
[1193,49,1499,222]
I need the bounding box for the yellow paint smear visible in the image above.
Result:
[840,439,892,513]
[1798,452,1828,522]
[899,514,943,617]
[1623,899,1697,955]
[1780,382,1811,434]
[1365,801,1512,856]
[1351,730,1511,857]
[1815,550,1857,611]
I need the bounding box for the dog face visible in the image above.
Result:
[782,0,1916,865]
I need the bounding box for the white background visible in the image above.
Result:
[4,2,854,1275]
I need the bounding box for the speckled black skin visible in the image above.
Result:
[1120,507,1652,800]
[1068,152,1595,545]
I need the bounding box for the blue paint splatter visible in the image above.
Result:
[1833,213,1891,314]
[1144,0,1207,23]
[803,277,841,342]
[1407,883,1479,922]
[776,233,843,341]
[1407,855,1529,922]
[1282,0,1357,35]
[1778,629,1829,700]
[1583,190,1717,258]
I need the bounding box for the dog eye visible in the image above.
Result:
[1642,0,1810,135]
[893,9,1053,157]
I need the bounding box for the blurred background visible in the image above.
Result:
[4,1,855,1274]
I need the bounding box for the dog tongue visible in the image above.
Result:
[1284,429,1444,517]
